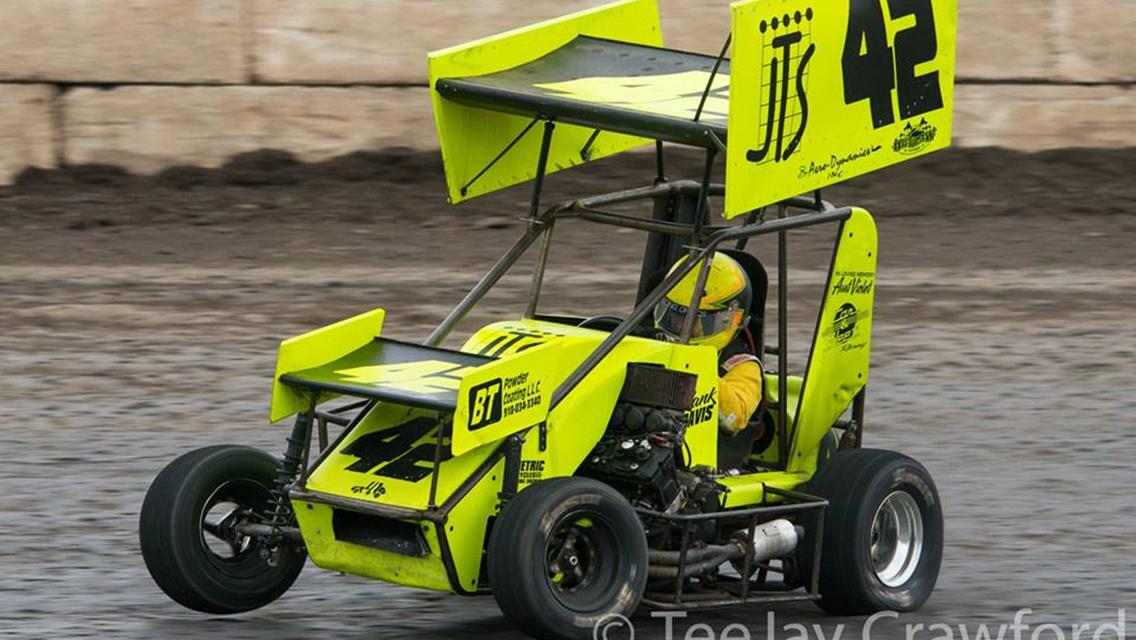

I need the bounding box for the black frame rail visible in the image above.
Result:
[638,486,828,609]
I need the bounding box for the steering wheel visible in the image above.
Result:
[577,315,624,331]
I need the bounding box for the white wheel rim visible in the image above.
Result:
[870,490,924,587]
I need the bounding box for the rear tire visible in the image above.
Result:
[488,477,648,640]
[800,448,943,614]
[139,445,306,614]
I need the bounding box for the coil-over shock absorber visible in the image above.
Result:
[258,408,312,563]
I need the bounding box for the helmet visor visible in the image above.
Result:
[653,299,740,341]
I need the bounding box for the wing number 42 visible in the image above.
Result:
[842,0,944,128]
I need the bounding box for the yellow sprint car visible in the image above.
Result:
[140,1,955,637]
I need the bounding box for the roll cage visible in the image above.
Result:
[424,121,863,472]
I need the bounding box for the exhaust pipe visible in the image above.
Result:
[647,519,801,579]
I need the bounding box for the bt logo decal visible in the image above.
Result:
[467,378,503,430]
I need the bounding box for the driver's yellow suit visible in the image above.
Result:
[718,347,765,435]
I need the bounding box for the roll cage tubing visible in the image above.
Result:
[423,129,849,469]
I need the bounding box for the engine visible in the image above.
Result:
[580,364,804,583]
[579,402,684,509]
[579,364,725,529]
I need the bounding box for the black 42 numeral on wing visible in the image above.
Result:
[842,0,944,129]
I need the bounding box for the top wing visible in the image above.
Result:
[428,0,957,217]
[428,0,663,205]
[436,36,729,148]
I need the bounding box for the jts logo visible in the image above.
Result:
[747,7,816,165]
[474,328,554,358]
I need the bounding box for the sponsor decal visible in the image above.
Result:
[519,459,545,484]
[467,372,543,431]
[798,144,884,181]
[684,388,718,427]
[350,481,387,499]
[502,372,543,418]
[467,378,503,430]
[893,117,938,155]
[822,269,875,352]
[830,271,876,296]
[747,6,817,166]
[833,302,859,344]
[829,302,871,352]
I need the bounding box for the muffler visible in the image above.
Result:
[647,519,801,579]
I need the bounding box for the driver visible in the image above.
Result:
[654,252,765,436]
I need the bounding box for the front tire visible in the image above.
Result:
[488,477,648,640]
[801,448,943,614]
[139,445,306,614]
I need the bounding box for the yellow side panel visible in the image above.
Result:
[269,307,385,423]
[719,470,811,508]
[789,208,878,471]
[306,402,500,511]
[725,0,957,217]
[428,0,662,205]
[445,456,508,592]
[292,500,452,592]
[297,458,506,595]
[669,345,721,469]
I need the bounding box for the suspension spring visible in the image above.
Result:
[260,410,312,552]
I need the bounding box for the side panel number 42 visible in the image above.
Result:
[842,0,944,128]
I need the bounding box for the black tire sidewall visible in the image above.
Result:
[140,445,305,614]
[847,455,943,611]
[489,477,648,640]
[804,449,943,614]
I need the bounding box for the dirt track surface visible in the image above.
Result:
[2,147,1134,639]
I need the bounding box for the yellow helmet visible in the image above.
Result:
[654,252,752,351]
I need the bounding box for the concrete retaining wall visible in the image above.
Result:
[0,0,247,84]
[0,86,58,184]
[63,86,433,174]
[1,0,1133,183]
